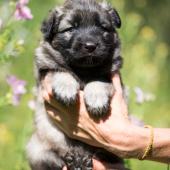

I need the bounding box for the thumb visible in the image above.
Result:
[112,73,123,95]
[111,73,129,118]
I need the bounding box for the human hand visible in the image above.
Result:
[42,72,132,169]
[42,72,170,166]
[42,72,130,147]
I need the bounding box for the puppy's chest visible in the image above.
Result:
[70,66,112,88]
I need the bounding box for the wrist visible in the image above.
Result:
[131,126,153,159]
[121,126,170,163]
[106,124,150,159]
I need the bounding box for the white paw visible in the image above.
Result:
[84,82,114,117]
[52,72,80,105]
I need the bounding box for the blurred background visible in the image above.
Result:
[0,0,169,169]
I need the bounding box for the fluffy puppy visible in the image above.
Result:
[27,0,124,169]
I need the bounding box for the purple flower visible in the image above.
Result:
[6,75,27,105]
[14,0,33,20]
[134,87,156,104]
[129,115,144,127]
[134,87,145,104]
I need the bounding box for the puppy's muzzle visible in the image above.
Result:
[84,41,97,53]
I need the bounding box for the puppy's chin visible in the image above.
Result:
[69,56,105,68]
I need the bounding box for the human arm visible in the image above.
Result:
[42,72,170,165]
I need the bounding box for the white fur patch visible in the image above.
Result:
[52,72,80,102]
[100,0,109,10]
[84,82,113,109]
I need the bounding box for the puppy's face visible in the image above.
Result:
[41,0,121,68]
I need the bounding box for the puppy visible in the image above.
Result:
[27,0,124,169]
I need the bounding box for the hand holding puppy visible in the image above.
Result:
[43,72,170,167]
[43,72,132,169]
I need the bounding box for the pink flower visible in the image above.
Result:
[20,0,29,5]
[14,0,33,20]
[6,75,27,105]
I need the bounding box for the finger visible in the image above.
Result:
[63,166,67,170]
[42,89,51,102]
[41,78,53,102]
[78,91,88,114]
[42,72,53,95]
[45,83,52,97]
[45,102,62,122]
[93,159,106,170]
[93,159,126,170]
[112,73,123,94]
[42,80,53,97]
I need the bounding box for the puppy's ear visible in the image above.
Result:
[109,8,121,29]
[41,10,59,42]
[100,1,121,29]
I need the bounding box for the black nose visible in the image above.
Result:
[84,42,97,53]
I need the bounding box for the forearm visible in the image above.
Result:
[106,125,170,163]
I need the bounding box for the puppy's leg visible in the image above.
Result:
[52,72,80,105]
[26,134,65,170]
[84,81,114,117]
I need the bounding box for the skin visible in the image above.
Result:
[42,72,170,169]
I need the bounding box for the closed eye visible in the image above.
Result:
[58,27,74,33]
[100,25,111,32]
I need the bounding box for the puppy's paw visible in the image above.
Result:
[82,155,93,170]
[64,152,75,169]
[65,152,93,170]
[52,72,80,105]
[84,82,114,117]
